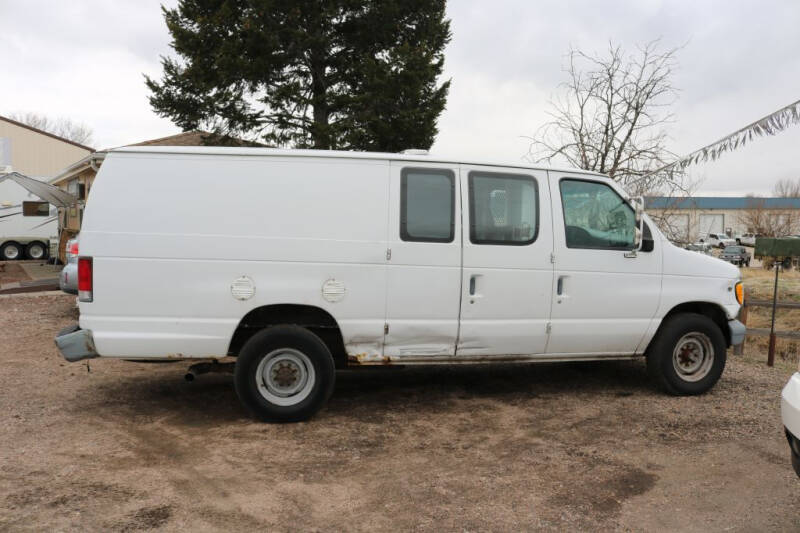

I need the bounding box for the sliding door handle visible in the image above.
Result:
[556,276,564,295]
[469,275,476,296]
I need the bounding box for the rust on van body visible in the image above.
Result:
[347,352,393,365]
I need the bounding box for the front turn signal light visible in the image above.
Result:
[735,281,744,305]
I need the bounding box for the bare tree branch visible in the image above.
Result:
[737,198,799,237]
[525,40,683,197]
[773,178,800,198]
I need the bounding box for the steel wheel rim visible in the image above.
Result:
[3,245,19,260]
[28,244,44,259]
[672,332,714,382]
[255,348,315,406]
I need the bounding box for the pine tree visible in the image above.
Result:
[145,0,451,151]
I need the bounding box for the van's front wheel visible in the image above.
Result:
[234,325,335,422]
[646,313,726,395]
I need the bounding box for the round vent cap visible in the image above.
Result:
[231,276,255,300]
[322,278,346,303]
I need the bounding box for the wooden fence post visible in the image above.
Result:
[767,263,780,367]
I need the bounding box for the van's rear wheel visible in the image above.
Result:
[234,325,335,422]
[646,313,726,395]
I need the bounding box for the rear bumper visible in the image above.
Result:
[728,319,746,347]
[54,324,98,362]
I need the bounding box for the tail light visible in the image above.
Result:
[78,257,93,302]
[67,241,79,258]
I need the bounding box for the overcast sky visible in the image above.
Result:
[2,0,799,195]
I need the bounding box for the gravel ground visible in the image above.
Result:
[1,293,798,531]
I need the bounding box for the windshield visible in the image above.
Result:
[725,246,744,253]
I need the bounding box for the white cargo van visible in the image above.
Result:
[55,147,745,422]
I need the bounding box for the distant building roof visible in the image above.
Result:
[52,130,267,185]
[125,130,267,148]
[645,196,800,210]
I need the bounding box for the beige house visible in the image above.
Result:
[646,196,800,244]
[0,114,93,178]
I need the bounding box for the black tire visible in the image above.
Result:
[234,325,335,422]
[25,241,48,260]
[646,313,726,395]
[1,241,23,261]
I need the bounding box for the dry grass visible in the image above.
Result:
[740,266,800,370]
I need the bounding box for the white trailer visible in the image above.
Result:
[0,172,58,260]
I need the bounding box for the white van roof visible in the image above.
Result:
[111,146,605,177]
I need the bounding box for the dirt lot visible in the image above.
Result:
[0,262,31,285]
[1,292,799,532]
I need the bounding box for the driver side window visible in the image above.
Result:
[560,179,635,249]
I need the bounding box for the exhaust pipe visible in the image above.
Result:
[184,361,234,381]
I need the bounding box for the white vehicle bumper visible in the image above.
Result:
[780,373,800,476]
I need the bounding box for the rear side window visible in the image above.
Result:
[469,172,538,245]
[400,168,455,243]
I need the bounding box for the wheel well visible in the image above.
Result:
[658,302,731,347]
[227,304,348,368]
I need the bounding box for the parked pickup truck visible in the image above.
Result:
[719,245,751,267]
[54,147,746,422]
[685,242,713,256]
[736,233,758,247]
[700,233,736,249]
[58,237,79,295]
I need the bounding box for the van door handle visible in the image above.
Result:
[469,275,476,296]
[556,276,564,295]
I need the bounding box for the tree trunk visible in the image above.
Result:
[310,50,330,149]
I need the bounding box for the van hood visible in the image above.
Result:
[663,240,740,279]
